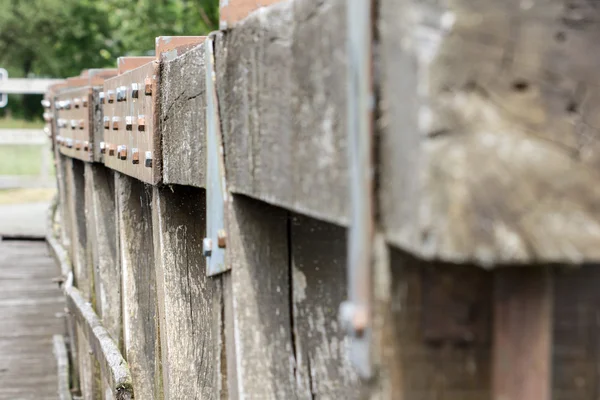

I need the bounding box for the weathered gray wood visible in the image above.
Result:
[290,215,359,398]
[227,195,296,398]
[152,185,223,399]
[65,285,133,399]
[215,0,349,227]
[160,42,207,188]
[53,335,72,400]
[115,172,161,399]
[56,153,72,254]
[382,249,492,400]
[378,0,600,265]
[493,268,552,400]
[84,163,121,350]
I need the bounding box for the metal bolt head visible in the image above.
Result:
[99,92,106,104]
[203,238,212,257]
[82,97,88,107]
[144,151,152,168]
[131,83,139,99]
[66,139,73,149]
[132,148,140,164]
[217,229,227,248]
[43,112,52,122]
[83,141,89,151]
[64,100,71,110]
[108,144,116,156]
[117,86,127,102]
[104,116,110,130]
[125,116,133,131]
[78,120,85,130]
[137,115,145,131]
[74,98,81,108]
[100,142,106,154]
[144,77,152,95]
[75,141,81,150]
[70,120,77,130]
[339,301,369,338]
[112,117,120,131]
[107,90,115,103]
[118,145,127,160]
[41,99,51,108]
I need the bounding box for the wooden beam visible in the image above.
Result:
[493,268,552,400]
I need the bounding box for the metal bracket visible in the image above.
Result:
[339,0,374,379]
[203,33,230,277]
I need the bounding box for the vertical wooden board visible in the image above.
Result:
[552,266,600,400]
[160,43,207,188]
[152,185,222,399]
[290,215,359,398]
[77,325,103,400]
[228,195,296,398]
[384,248,492,400]
[493,268,552,400]
[85,163,121,350]
[55,153,72,250]
[115,172,161,399]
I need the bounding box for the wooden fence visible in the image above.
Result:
[43,1,600,399]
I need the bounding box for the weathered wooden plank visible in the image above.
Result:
[219,0,284,29]
[215,0,349,227]
[493,268,552,400]
[53,335,72,400]
[227,195,296,398]
[160,43,207,188]
[115,172,161,399]
[65,285,133,399]
[152,185,223,399]
[382,249,492,400]
[84,163,121,349]
[290,214,359,397]
[55,153,72,254]
[378,0,600,265]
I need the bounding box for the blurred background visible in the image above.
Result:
[0,0,218,236]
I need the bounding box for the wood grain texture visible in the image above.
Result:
[493,268,552,400]
[56,153,72,251]
[115,172,161,399]
[378,0,600,265]
[290,215,359,398]
[227,195,296,398]
[383,249,492,400]
[215,0,349,227]
[84,163,121,350]
[160,43,207,188]
[152,185,223,399]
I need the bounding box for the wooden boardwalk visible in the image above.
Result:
[0,241,64,399]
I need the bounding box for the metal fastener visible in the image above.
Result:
[83,141,89,151]
[41,99,50,108]
[131,83,139,99]
[99,92,106,104]
[217,230,227,248]
[144,151,152,168]
[125,116,133,131]
[202,238,212,257]
[107,90,115,103]
[137,115,145,131]
[112,117,120,131]
[339,301,369,338]
[82,97,88,107]
[67,139,73,148]
[117,86,127,102]
[78,120,85,130]
[144,77,152,95]
[70,120,77,130]
[74,98,81,108]
[64,100,71,110]
[108,144,116,156]
[58,119,67,128]
[132,148,140,164]
[100,142,106,154]
[75,141,81,150]
[118,145,127,160]
[43,112,52,122]
[104,116,110,130]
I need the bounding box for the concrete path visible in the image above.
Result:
[0,202,50,238]
[0,241,64,399]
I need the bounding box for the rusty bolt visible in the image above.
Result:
[112,117,120,131]
[99,92,106,104]
[83,141,89,151]
[83,97,88,108]
[103,116,110,130]
[108,144,116,156]
[75,141,81,150]
[100,142,106,154]
[132,148,140,164]
[74,98,81,108]
[217,230,227,248]
[117,86,127,102]
[137,115,145,131]
[144,77,152,95]
[125,116,133,131]
[118,145,127,160]
[78,120,85,130]
[107,90,115,103]
[202,238,212,257]
[131,83,139,99]
[144,151,152,168]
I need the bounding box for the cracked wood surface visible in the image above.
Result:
[379,0,600,265]
[152,185,223,399]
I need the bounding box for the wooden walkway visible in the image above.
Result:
[0,241,64,399]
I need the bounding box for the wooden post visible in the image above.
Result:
[493,268,553,400]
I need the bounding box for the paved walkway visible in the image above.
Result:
[0,241,64,399]
[0,202,50,238]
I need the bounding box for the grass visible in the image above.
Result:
[0,145,50,175]
[0,117,44,129]
[0,188,56,204]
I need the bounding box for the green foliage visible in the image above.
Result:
[0,0,219,119]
